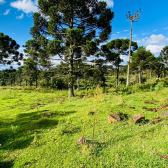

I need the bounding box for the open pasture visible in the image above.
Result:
[0,86,168,167]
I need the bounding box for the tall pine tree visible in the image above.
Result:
[30,0,114,97]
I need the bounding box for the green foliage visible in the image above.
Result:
[23,35,52,88]
[0,32,23,65]
[155,82,164,92]
[83,41,98,56]
[103,39,138,86]
[160,46,168,64]
[0,81,6,86]
[50,78,67,90]
[119,77,126,84]
[131,46,154,84]
[131,46,154,69]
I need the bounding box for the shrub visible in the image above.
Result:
[119,77,126,85]
[155,82,164,92]
[1,81,6,86]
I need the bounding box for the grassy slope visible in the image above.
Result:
[0,86,168,168]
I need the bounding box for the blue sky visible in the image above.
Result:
[0,0,168,69]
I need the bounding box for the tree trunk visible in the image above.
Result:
[139,67,142,85]
[19,75,21,86]
[35,69,37,88]
[126,20,133,87]
[68,55,74,97]
[29,79,32,86]
[164,67,166,78]
[77,64,80,91]
[68,10,75,97]
[77,77,80,91]
[150,68,152,83]
[116,63,119,86]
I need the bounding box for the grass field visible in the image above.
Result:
[0,85,168,168]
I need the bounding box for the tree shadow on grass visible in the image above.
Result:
[17,110,76,119]
[9,136,34,150]
[0,160,14,168]
[0,110,76,151]
[21,159,38,168]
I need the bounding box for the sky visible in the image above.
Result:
[0,0,168,69]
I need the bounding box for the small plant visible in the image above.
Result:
[91,85,104,144]
[32,132,38,146]
[11,125,19,142]
[11,125,19,134]
[36,103,40,117]
[81,110,87,144]
[78,100,90,145]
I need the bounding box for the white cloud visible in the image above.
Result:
[18,47,24,52]
[98,0,114,8]
[116,32,120,33]
[123,30,129,32]
[164,27,168,29]
[3,9,10,15]
[105,62,112,66]
[153,29,158,32]
[141,34,168,54]
[10,0,38,14]
[0,0,5,4]
[16,13,24,19]
[146,45,165,54]
[120,55,128,64]
[135,40,141,44]
[144,34,168,45]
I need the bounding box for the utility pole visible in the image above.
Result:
[126,9,143,86]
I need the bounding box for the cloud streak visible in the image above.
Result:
[3,9,10,15]
[16,13,24,19]
[153,29,158,32]
[142,33,150,36]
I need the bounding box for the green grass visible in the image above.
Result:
[0,85,168,167]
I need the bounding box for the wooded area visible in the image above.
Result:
[0,1,168,97]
